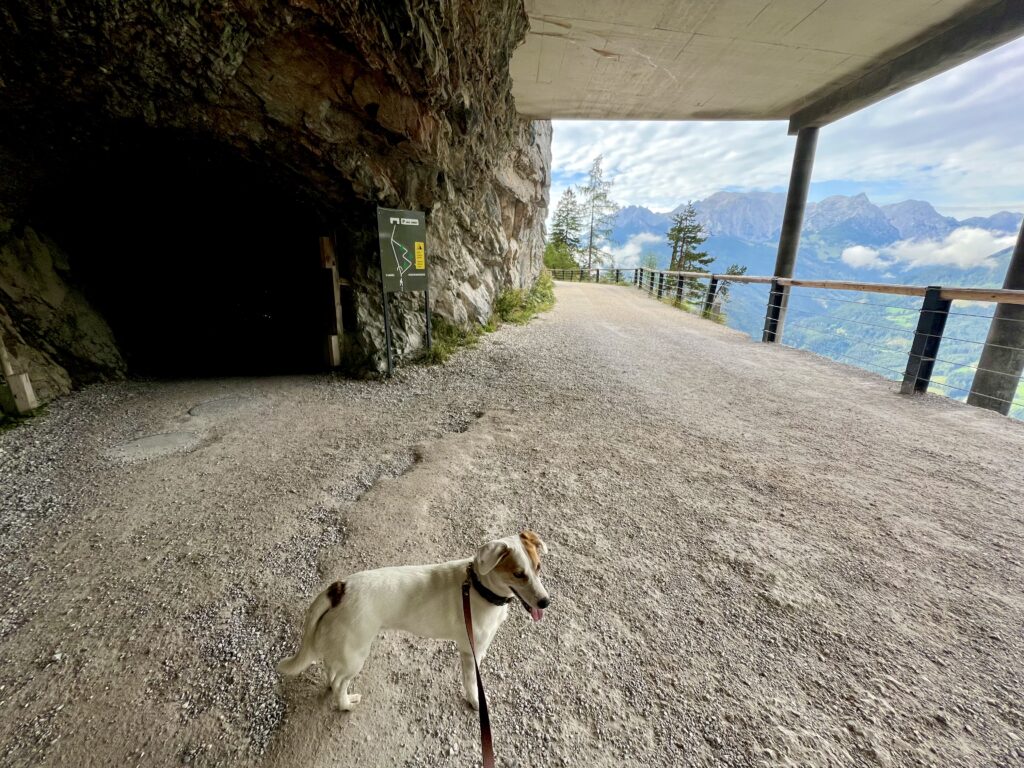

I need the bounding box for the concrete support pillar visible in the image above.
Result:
[763,126,819,343]
[967,221,1024,415]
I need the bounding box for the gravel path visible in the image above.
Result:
[2,281,1023,768]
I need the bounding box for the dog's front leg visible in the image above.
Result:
[459,651,480,710]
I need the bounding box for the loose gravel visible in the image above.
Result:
[1,281,1023,768]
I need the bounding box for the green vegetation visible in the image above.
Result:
[417,270,555,365]
[883,306,917,330]
[544,241,577,270]
[417,316,485,365]
[667,202,712,294]
[494,269,555,324]
[0,404,45,433]
[550,189,583,257]
[546,154,620,270]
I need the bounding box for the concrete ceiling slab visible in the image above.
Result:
[511,0,1024,126]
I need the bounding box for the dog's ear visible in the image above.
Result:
[520,529,548,555]
[474,539,509,575]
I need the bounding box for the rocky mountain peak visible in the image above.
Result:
[880,199,959,240]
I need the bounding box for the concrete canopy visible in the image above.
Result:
[511,0,1024,131]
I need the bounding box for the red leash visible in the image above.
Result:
[462,580,496,768]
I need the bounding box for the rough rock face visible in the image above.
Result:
[0,221,125,403]
[0,0,550,388]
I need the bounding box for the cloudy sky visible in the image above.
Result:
[548,36,1024,221]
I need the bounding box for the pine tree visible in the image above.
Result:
[549,188,583,260]
[577,156,618,269]
[666,202,712,296]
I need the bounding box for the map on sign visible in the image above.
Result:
[377,207,427,293]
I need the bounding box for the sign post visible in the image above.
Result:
[376,207,430,376]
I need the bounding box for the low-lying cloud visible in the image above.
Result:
[607,232,662,267]
[840,227,1016,271]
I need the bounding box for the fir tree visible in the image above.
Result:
[577,156,618,269]
[666,202,712,296]
[549,188,583,260]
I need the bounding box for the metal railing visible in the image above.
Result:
[550,266,1024,416]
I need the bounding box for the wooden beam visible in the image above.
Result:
[940,287,1024,306]
[778,278,927,298]
[788,1,1024,134]
[0,337,38,414]
[320,236,344,368]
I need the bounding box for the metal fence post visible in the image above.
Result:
[675,275,684,303]
[637,268,643,288]
[615,268,621,283]
[594,268,600,283]
[656,271,665,299]
[901,286,952,395]
[762,278,785,342]
[702,276,719,317]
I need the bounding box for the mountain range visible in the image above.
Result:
[612,191,1024,296]
[614,191,1021,257]
[608,191,1024,417]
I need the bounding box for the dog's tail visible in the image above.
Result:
[277,580,346,676]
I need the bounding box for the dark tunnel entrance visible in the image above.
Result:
[30,126,358,377]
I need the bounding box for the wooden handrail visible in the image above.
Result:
[777,278,927,297]
[553,268,1024,305]
[937,287,1024,305]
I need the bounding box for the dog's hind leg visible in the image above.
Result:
[331,675,361,711]
[328,641,372,711]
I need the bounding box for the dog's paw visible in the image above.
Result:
[332,693,362,712]
[464,694,479,711]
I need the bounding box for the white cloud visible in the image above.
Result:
[885,228,1016,269]
[552,120,791,213]
[841,227,1016,271]
[550,37,1024,219]
[840,245,885,269]
[607,232,661,267]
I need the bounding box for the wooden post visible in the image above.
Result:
[320,236,343,368]
[0,336,39,414]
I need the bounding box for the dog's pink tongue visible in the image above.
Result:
[531,607,544,622]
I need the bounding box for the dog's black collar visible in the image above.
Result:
[467,565,512,607]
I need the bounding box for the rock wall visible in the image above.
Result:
[0,221,125,404]
[0,0,551,388]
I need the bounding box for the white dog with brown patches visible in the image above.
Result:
[278,531,550,711]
